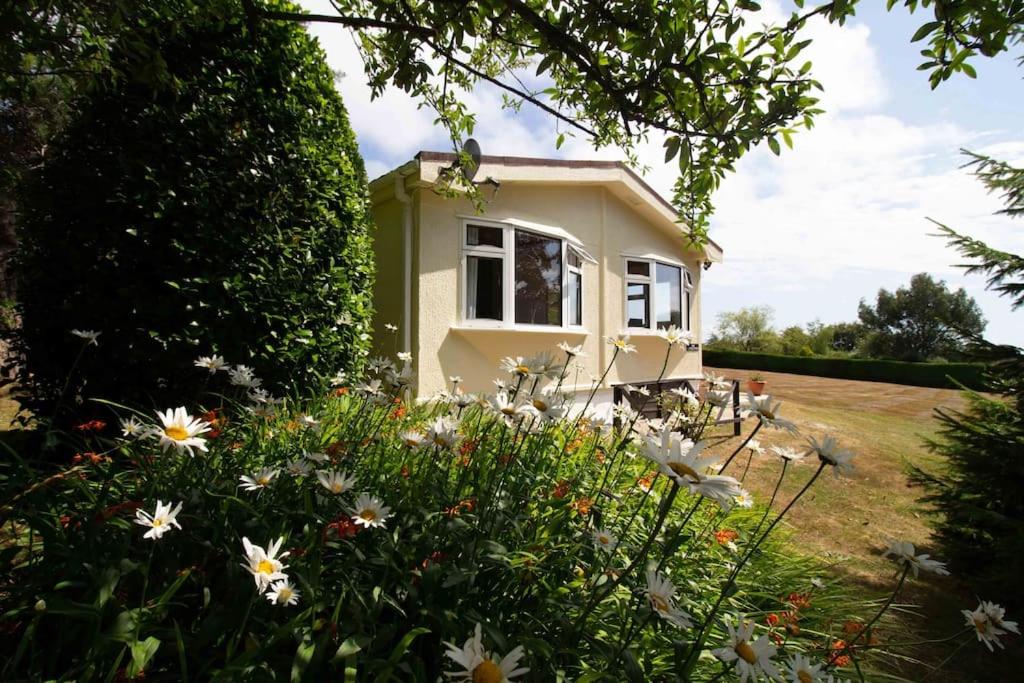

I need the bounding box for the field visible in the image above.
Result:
[708,367,1023,681]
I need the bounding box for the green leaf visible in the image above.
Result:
[911,21,941,43]
[127,637,160,678]
[767,137,781,155]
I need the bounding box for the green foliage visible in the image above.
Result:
[915,153,1024,607]
[0,347,892,680]
[707,305,779,352]
[703,349,987,390]
[9,1,374,419]
[857,273,986,361]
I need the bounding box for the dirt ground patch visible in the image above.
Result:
[707,367,1021,681]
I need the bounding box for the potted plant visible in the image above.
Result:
[747,373,767,396]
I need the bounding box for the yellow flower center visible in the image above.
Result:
[533,399,549,411]
[651,594,670,614]
[502,406,516,416]
[257,477,271,486]
[735,640,758,665]
[974,616,989,634]
[598,534,610,545]
[798,671,813,683]
[256,559,275,575]
[762,410,775,420]
[472,659,504,683]
[360,508,377,522]
[151,518,163,527]
[515,364,530,375]
[332,483,344,493]
[667,462,701,482]
[164,425,189,441]
[277,588,292,602]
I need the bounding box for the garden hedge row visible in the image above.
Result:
[703,349,987,390]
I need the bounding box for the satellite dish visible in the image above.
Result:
[462,138,481,182]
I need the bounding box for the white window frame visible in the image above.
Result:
[460,218,589,331]
[623,256,693,333]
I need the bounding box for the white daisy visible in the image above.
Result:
[605,334,637,354]
[644,427,740,509]
[397,351,412,362]
[806,435,855,477]
[239,467,279,492]
[704,372,731,389]
[285,459,312,477]
[500,356,532,377]
[526,351,562,379]
[444,623,528,682]
[733,489,755,508]
[317,470,357,495]
[305,450,329,464]
[384,323,398,332]
[154,407,211,456]
[706,389,733,408]
[526,392,567,423]
[134,500,183,540]
[351,493,391,529]
[770,445,805,462]
[591,528,618,552]
[784,653,824,682]
[449,375,462,386]
[742,393,798,433]
[428,416,461,449]
[241,537,289,591]
[120,415,145,438]
[357,378,383,396]
[228,365,261,389]
[557,341,586,358]
[265,578,301,606]
[330,370,347,386]
[194,354,228,373]
[963,601,1019,651]
[658,324,692,347]
[747,439,765,455]
[881,540,949,578]
[644,570,693,628]
[71,329,101,345]
[711,616,781,682]
[399,430,426,448]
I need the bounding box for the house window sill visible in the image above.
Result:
[453,324,589,335]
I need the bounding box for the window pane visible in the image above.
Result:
[467,224,503,248]
[568,249,582,268]
[514,230,562,325]
[569,270,582,326]
[627,282,649,328]
[467,255,503,320]
[655,263,682,329]
[627,260,650,277]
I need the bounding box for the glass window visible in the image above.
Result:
[655,263,682,329]
[627,260,650,276]
[568,270,582,326]
[627,282,650,328]
[466,255,503,320]
[568,250,582,268]
[466,224,503,248]
[514,230,562,325]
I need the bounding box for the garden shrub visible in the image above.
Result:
[8,0,374,422]
[0,339,1003,680]
[703,349,987,390]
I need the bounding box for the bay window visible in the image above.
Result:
[625,257,693,332]
[462,220,591,328]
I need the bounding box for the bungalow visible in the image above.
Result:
[367,152,723,414]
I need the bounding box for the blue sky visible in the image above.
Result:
[301,0,1024,345]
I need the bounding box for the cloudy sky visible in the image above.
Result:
[300,0,1024,345]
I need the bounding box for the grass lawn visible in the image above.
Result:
[707,367,1023,681]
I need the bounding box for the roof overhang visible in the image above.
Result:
[368,152,724,263]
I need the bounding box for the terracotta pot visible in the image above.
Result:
[747,380,767,396]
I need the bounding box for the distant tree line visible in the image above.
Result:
[706,273,986,362]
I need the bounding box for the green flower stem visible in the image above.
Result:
[747,459,790,542]
[716,420,762,475]
[830,563,911,670]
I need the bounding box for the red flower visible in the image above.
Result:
[765,613,780,627]
[828,639,852,667]
[552,480,570,499]
[323,517,360,540]
[784,592,812,610]
[74,419,107,432]
[714,529,739,545]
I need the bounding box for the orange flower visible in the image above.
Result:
[332,387,349,397]
[714,529,739,545]
[594,449,606,464]
[637,472,656,492]
[74,419,107,432]
[571,497,593,515]
[459,439,479,456]
[842,620,864,635]
[323,517,360,540]
[784,592,812,610]
[400,465,410,479]
[765,613,780,627]
[390,404,407,419]
[828,639,852,667]
[552,480,571,499]
[325,441,347,458]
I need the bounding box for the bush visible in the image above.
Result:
[703,349,987,390]
[8,0,374,422]
[1,342,935,681]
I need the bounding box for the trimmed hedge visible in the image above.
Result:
[703,349,987,390]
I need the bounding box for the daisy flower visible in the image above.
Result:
[444,623,528,683]
[305,450,329,464]
[241,537,289,591]
[643,427,740,509]
[428,416,461,449]
[194,354,228,373]
[881,540,949,578]
[228,365,261,389]
[591,528,618,552]
[645,570,693,628]
[526,351,562,378]
[658,324,692,347]
[733,489,755,508]
[357,378,383,396]
[963,601,1018,651]
[351,493,391,529]
[770,445,805,462]
[747,439,765,455]
[399,430,426,448]
[265,579,301,606]
[120,415,145,438]
[704,372,731,389]
[742,393,798,433]
[317,470,357,495]
[299,414,319,428]
[557,341,586,358]
[490,391,526,419]
[500,356,531,377]
[384,323,398,332]
[605,334,637,354]
[706,389,733,408]
[71,329,101,345]
[449,375,463,386]
[785,653,824,682]
[397,351,412,362]
[712,616,781,682]
[285,459,311,477]
[239,467,279,492]
[154,407,211,456]
[134,500,182,540]
[806,435,855,477]
[527,392,567,423]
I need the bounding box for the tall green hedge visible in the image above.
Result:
[703,349,987,390]
[10,1,374,418]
